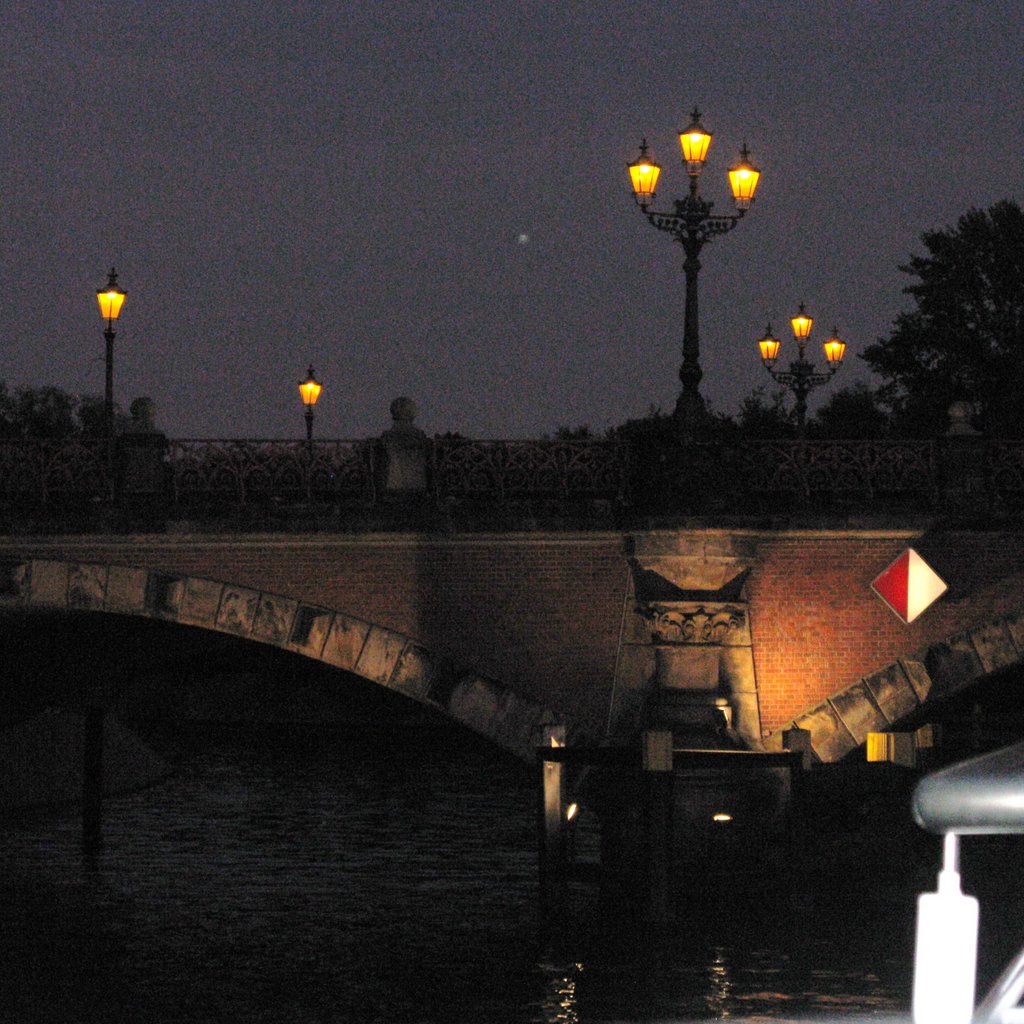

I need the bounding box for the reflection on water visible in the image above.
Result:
[0,722,918,1022]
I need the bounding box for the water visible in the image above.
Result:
[0,722,929,1022]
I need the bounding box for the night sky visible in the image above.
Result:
[2,2,1021,440]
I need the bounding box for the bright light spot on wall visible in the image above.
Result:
[712,812,733,824]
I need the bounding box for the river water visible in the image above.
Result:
[0,718,981,1023]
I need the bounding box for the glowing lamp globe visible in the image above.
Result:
[728,145,761,211]
[678,108,712,175]
[96,268,126,323]
[758,326,781,366]
[790,303,813,340]
[628,140,661,207]
[823,328,846,366]
[299,366,323,408]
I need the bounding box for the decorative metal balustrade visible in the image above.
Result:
[168,440,376,507]
[0,438,113,507]
[0,435,1021,525]
[431,438,630,502]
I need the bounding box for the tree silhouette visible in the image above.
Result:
[863,199,1024,436]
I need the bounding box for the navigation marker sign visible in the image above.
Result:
[872,548,948,624]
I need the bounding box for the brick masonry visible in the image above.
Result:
[0,527,1022,761]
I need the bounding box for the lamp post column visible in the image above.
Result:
[104,326,115,437]
[677,242,703,426]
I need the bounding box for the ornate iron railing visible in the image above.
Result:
[0,436,1020,520]
[987,441,1024,501]
[631,439,942,513]
[0,438,113,506]
[168,440,376,507]
[431,439,630,502]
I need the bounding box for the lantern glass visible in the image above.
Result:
[678,108,712,173]
[96,268,126,322]
[823,331,847,366]
[790,304,813,340]
[628,141,661,206]
[728,145,761,210]
[299,367,323,407]
[758,330,781,365]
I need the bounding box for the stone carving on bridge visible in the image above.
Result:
[640,604,746,645]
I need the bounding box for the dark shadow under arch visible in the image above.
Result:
[0,558,575,763]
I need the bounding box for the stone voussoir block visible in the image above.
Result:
[390,643,437,703]
[355,626,408,686]
[969,621,1022,675]
[68,563,108,610]
[251,593,299,647]
[828,681,886,745]
[179,577,226,627]
[321,613,371,672]
[863,662,921,724]
[793,701,858,763]
[105,565,149,614]
[28,560,70,607]
[216,585,260,636]
[445,673,504,738]
[898,658,933,703]
[923,631,985,698]
[1001,608,1024,655]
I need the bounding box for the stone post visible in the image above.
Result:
[937,401,987,513]
[118,397,169,514]
[377,397,429,498]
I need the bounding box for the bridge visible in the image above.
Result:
[1,413,1023,765]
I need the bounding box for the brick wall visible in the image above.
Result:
[3,527,1022,739]
[747,530,1024,732]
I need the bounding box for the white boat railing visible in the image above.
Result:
[912,741,1024,1024]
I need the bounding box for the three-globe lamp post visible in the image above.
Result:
[96,268,126,438]
[757,303,846,437]
[629,108,762,437]
[298,365,323,443]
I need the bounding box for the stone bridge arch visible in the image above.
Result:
[0,559,570,763]
[766,605,1024,762]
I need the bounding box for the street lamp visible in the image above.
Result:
[95,267,126,437]
[298,365,322,441]
[628,108,762,436]
[757,303,846,436]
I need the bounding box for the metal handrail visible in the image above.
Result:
[911,742,1024,1024]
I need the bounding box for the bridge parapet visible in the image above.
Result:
[0,435,1021,533]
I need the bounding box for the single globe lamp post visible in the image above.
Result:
[628,109,762,437]
[298,365,323,443]
[757,303,846,436]
[96,268,126,437]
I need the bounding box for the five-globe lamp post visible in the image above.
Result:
[298,365,323,443]
[757,303,846,437]
[96,268,127,438]
[628,108,762,437]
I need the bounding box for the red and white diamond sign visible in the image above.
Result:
[872,548,948,624]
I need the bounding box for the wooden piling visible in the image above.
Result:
[642,730,674,924]
[538,724,568,921]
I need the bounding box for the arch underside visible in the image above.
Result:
[0,559,572,763]
[765,606,1024,762]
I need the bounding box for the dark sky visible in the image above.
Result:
[2,2,1021,439]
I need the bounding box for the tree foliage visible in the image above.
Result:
[862,199,1024,436]
[0,383,118,439]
